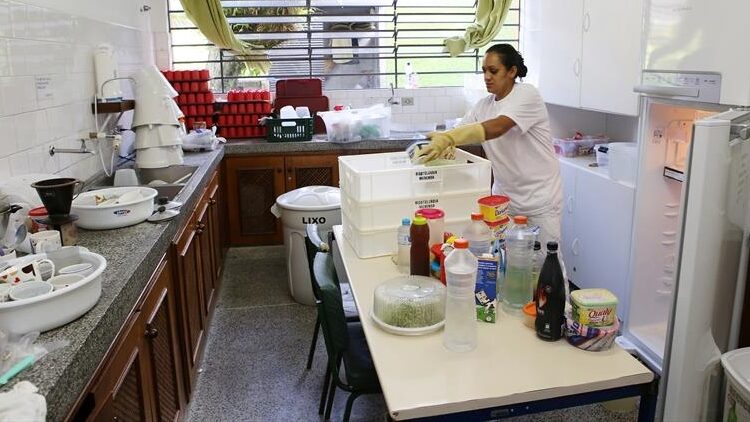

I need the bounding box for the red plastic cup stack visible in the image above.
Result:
[219,89,272,139]
[161,69,214,131]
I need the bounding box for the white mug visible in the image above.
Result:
[30,230,62,254]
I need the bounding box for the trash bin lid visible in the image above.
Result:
[722,348,750,390]
[276,185,340,211]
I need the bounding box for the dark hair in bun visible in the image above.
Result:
[486,43,528,79]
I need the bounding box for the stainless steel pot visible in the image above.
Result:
[0,204,22,242]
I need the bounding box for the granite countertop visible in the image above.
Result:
[223,135,422,155]
[0,147,224,421]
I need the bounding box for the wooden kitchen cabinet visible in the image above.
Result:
[224,153,341,246]
[207,170,223,284]
[284,154,340,190]
[225,156,286,245]
[173,204,205,392]
[78,254,185,422]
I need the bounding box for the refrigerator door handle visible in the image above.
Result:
[633,84,700,98]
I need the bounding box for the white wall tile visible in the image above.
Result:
[25,5,45,40]
[0,39,9,77]
[0,1,10,38]
[7,149,27,176]
[417,98,435,113]
[12,111,36,152]
[0,156,10,179]
[9,1,27,39]
[0,115,16,156]
[7,39,26,76]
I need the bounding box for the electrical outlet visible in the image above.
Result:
[402,97,414,106]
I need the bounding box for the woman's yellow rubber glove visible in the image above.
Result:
[414,123,486,163]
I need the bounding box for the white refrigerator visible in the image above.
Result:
[625,71,750,421]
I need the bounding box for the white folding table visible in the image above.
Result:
[331,225,657,421]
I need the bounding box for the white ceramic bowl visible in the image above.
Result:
[9,281,53,301]
[71,187,158,230]
[49,273,85,291]
[135,145,184,169]
[133,95,181,127]
[58,263,95,278]
[133,65,178,98]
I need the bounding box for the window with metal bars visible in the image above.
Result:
[168,0,520,92]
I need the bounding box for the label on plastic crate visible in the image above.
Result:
[414,197,440,209]
[413,169,441,183]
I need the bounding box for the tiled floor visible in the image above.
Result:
[185,246,638,422]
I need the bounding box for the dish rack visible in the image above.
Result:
[0,251,107,334]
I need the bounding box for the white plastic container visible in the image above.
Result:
[462,213,492,257]
[596,144,610,167]
[338,149,491,203]
[722,348,750,422]
[72,187,158,230]
[608,142,638,185]
[342,212,466,258]
[340,187,489,232]
[94,44,122,100]
[271,186,341,305]
[0,251,106,334]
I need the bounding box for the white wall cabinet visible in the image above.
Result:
[559,159,635,321]
[538,0,643,116]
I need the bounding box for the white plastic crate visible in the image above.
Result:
[338,149,491,203]
[342,212,469,258]
[341,187,490,231]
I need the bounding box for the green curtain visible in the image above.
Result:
[180,0,270,74]
[443,0,514,57]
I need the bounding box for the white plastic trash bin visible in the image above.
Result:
[722,348,750,422]
[271,186,341,305]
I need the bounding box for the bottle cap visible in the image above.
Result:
[471,212,483,221]
[547,241,558,251]
[513,215,528,224]
[401,217,411,225]
[412,216,427,225]
[415,208,445,220]
[454,238,468,249]
[533,241,541,251]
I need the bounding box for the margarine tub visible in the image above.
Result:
[570,288,618,327]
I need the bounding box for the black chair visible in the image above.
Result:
[314,251,381,422]
[305,224,359,370]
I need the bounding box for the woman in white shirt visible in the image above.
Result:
[416,44,562,250]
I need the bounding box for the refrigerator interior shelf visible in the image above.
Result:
[664,165,685,182]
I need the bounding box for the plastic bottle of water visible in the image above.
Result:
[396,218,411,274]
[463,213,492,257]
[502,216,535,314]
[530,241,544,299]
[495,238,507,298]
[443,238,478,352]
[405,62,419,89]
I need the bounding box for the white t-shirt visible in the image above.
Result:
[463,83,562,216]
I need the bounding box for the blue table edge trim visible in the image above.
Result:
[399,377,659,421]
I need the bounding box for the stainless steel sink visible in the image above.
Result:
[135,165,198,186]
[85,165,199,201]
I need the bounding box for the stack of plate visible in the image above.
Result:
[132,66,185,169]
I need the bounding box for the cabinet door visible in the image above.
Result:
[195,201,215,316]
[572,170,635,319]
[580,0,642,116]
[88,313,155,422]
[143,257,185,422]
[225,156,285,245]
[538,0,584,108]
[284,154,340,191]
[207,171,223,284]
[559,161,577,276]
[173,218,204,391]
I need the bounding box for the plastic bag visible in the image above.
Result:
[0,330,68,385]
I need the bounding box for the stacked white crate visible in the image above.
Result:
[338,149,492,258]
